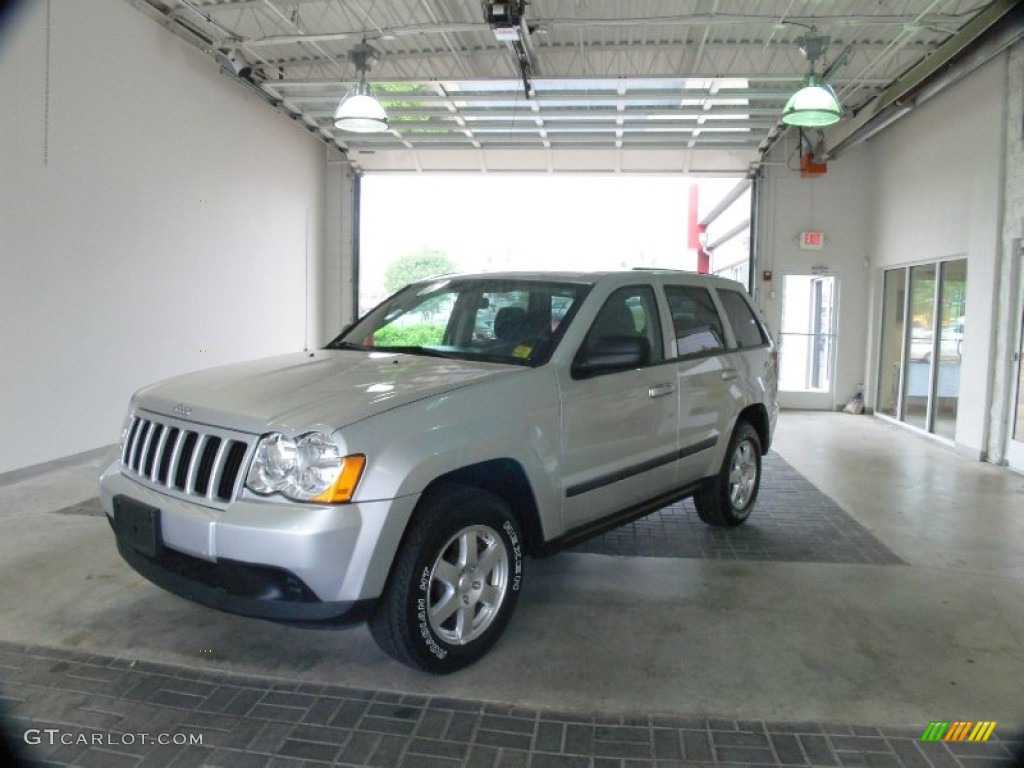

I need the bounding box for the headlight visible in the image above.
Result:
[249,433,298,491]
[246,432,365,503]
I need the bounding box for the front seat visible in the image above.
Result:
[587,300,638,347]
[493,307,529,343]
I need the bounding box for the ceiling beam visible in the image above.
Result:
[298,105,786,119]
[335,134,760,147]
[271,83,801,100]
[822,0,1021,159]
[172,4,989,33]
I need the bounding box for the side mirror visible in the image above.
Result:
[572,335,650,379]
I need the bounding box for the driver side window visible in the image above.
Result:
[581,286,664,365]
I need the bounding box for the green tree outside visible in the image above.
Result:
[384,249,457,294]
[373,323,446,347]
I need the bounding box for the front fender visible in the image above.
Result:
[338,367,564,538]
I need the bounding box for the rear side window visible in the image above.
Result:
[664,285,726,357]
[718,289,768,348]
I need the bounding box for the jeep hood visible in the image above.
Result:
[133,350,522,435]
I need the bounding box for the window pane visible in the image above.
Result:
[472,290,527,342]
[718,290,766,348]
[339,278,587,367]
[901,264,937,431]
[582,286,664,364]
[933,259,967,440]
[1016,311,1024,441]
[664,285,725,357]
[876,268,906,418]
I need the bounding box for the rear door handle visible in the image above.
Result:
[648,383,676,398]
[721,369,738,381]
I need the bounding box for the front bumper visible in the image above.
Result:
[111,527,373,624]
[99,461,419,623]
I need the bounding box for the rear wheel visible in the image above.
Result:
[694,421,762,528]
[368,484,524,674]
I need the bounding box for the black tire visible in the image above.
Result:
[368,484,524,674]
[694,421,762,528]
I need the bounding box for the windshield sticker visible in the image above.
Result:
[512,345,532,359]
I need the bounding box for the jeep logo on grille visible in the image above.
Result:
[173,403,193,417]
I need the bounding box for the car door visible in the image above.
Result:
[662,282,736,484]
[557,285,680,532]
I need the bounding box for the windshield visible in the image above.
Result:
[328,277,591,367]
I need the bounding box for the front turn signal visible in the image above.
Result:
[312,454,366,504]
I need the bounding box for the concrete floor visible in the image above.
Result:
[1,411,1023,731]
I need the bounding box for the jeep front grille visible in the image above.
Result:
[122,415,251,503]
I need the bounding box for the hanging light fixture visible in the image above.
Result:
[334,41,389,133]
[782,31,842,127]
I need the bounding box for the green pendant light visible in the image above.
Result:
[782,74,842,127]
[782,31,842,128]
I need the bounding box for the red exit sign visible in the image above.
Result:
[800,231,825,250]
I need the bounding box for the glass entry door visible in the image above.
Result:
[876,258,966,439]
[778,273,836,408]
[877,268,906,418]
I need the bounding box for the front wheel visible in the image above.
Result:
[368,484,524,674]
[694,421,762,528]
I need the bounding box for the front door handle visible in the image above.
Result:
[648,383,676,398]
[721,368,738,381]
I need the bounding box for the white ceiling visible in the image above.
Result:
[132,0,1018,172]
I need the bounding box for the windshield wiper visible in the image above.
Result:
[380,346,456,359]
[326,340,366,351]
[326,341,458,360]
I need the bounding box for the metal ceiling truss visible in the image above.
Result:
[135,0,1013,169]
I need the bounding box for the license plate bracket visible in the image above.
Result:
[113,496,163,558]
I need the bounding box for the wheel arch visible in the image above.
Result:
[419,459,545,557]
[737,403,771,453]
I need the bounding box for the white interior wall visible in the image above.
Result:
[986,40,1023,464]
[758,47,1012,461]
[756,135,873,411]
[0,0,328,474]
[864,53,1007,459]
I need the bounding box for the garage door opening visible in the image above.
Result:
[357,173,749,315]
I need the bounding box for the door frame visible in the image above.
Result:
[775,269,839,410]
[1005,238,1024,472]
[874,255,967,444]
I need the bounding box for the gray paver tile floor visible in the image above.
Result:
[1,642,1021,767]
[571,453,902,565]
[8,417,1024,768]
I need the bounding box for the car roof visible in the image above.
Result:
[412,269,747,291]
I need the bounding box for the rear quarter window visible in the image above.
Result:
[717,289,768,349]
[664,285,726,357]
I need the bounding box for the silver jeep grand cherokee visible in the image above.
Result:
[100,270,778,673]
